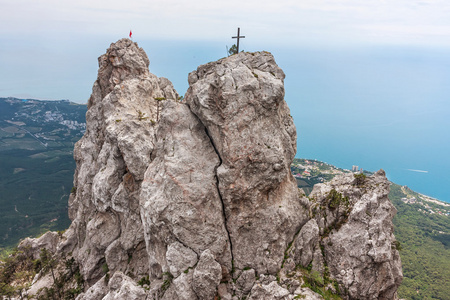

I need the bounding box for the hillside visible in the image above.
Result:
[292,158,450,299]
[0,97,86,253]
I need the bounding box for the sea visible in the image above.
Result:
[276,45,450,203]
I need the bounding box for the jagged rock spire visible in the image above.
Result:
[21,40,402,300]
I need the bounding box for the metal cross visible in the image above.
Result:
[232,27,245,53]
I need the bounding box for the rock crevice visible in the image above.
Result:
[203,126,235,271]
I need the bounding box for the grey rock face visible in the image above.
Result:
[289,218,320,269]
[162,271,198,300]
[192,249,223,300]
[248,281,292,300]
[59,38,179,285]
[166,241,198,278]
[78,272,147,300]
[95,39,151,100]
[103,272,147,300]
[309,170,403,299]
[18,231,60,260]
[76,275,109,300]
[185,52,309,275]
[139,101,232,279]
[236,268,256,296]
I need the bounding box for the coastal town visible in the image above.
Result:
[0,97,86,150]
[400,189,450,217]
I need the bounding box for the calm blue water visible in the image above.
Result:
[275,46,450,203]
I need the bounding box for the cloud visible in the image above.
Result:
[2,0,450,46]
[407,169,429,173]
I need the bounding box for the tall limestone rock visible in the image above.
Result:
[22,39,402,300]
[58,38,179,285]
[184,52,309,275]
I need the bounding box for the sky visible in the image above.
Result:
[1,0,450,201]
[1,0,450,101]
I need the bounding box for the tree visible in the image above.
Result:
[228,44,238,56]
[40,248,61,298]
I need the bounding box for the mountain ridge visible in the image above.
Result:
[2,39,404,299]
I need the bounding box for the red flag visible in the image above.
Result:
[129,30,132,38]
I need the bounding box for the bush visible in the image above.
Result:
[353,173,366,186]
[326,189,348,210]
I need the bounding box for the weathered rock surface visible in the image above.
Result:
[77,272,146,300]
[185,52,309,275]
[289,218,320,269]
[236,268,256,296]
[18,231,60,260]
[139,100,231,280]
[56,38,179,286]
[22,40,402,300]
[308,170,403,299]
[192,249,223,299]
[161,271,197,300]
[248,281,291,300]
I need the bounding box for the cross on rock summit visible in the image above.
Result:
[232,27,245,53]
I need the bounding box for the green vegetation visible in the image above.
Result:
[228,44,238,56]
[0,98,86,254]
[389,183,450,300]
[353,173,366,186]
[297,266,342,300]
[0,246,37,298]
[0,149,75,253]
[0,246,84,299]
[137,110,148,121]
[326,189,349,210]
[137,274,150,289]
[161,271,173,294]
[102,260,110,283]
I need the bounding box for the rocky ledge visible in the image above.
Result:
[19,39,402,300]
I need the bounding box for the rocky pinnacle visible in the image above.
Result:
[21,40,402,300]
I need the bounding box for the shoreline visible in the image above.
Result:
[419,193,450,207]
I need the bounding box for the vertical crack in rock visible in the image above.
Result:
[185,52,309,275]
[203,127,235,268]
